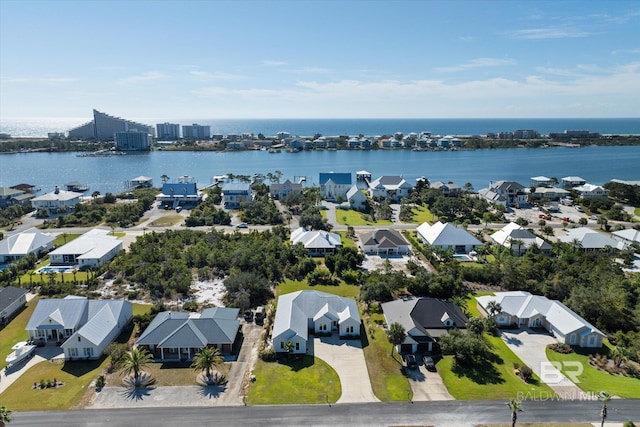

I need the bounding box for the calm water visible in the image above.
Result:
[1,146,638,195]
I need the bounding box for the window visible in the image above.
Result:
[295,342,300,350]
[570,333,577,345]
[77,336,81,341]
[69,348,78,357]
[84,347,94,357]
[65,329,73,336]
[280,341,284,349]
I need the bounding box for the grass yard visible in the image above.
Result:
[635,207,640,217]
[277,279,360,299]
[361,305,413,401]
[148,215,184,227]
[53,233,81,246]
[439,333,555,400]
[246,356,340,404]
[0,296,39,370]
[132,302,152,316]
[337,231,358,249]
[335,209,392,226]
[106,361,229,387]
[545,346,640,398]
[0,357,108,411]
[410,205,437,224]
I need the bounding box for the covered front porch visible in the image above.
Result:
[141,343,233,361]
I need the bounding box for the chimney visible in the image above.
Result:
[54,186,60,194]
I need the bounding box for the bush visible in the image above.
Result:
[95,375,106,389]
[519,365,533,382]
[548,343,574,354]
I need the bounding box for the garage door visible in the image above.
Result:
[400,344,413,354]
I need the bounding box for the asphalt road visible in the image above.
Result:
[9,400,640,426]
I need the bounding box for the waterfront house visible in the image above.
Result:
[0,286,29,325]
[221,182,253,208]
[381,297,468,354]
[431,181,461,197]
[561,176,586,189]
[290,227,342,255]
[0,187,33,208]
[136,307,240,360]
[528,187,570,201]
[126,176,153,190]
[478,180,527,207]
[272,290,360,354]
[573,184,609,199]
[477,291,605,348]
[611,229,640,249]
[416,221,482,254]
[27,296,132,358]
[270,179,302,200]
[0,227,56,263]
[156,182,202,208]
[530,176,555,188]
[49,229,122,268]
[367,175,413,201]
[319,172,352,201]
[558,227,623,253]
[491,222,552,256]
[31,186,82,213]
[360,229,410,255]
[346,185,368,211]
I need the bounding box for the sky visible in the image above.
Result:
[1,0,639,120]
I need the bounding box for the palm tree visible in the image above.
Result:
[506,399,523,427]
[91,191,100,200]
[610,346,628,368]
[191,347,223,383]
[0,405,11,427]
[120,348,153,386]
[486,300,503,318]
[386,322,406,357]
[161,174,170,183]
[598,391,612,427]
[510,238,525,256]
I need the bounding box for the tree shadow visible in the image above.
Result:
[451,358,505,385]
[198,384,227,399]
[119,386,154,401]
[61,356,106,377]
[277,354,314,372]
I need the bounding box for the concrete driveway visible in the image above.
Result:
[311,334,379,403]
[404,357,454,401]
[0,346,64,395]
[500,329,588,399]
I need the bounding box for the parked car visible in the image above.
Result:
[405,354,418,369]
[575,206,584,213]
[236,223,248,229]
[423,355,436,371]
[176,206,183,213]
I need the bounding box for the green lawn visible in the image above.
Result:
[410,205,437,224]
[0,296,39,370]
[635,207,640,217]
[545,346,640,398]
[335,209,392,226]
[0,357,109,411]
[361,306,413,401]
[337,231,358,249]
[132,302,152,316]
[148,215,183,227]
[439,333,555,400]
[277,279,360,299]
[53,233,81,246]
[246,356,340,404]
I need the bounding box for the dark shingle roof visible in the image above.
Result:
[0,286,28,313]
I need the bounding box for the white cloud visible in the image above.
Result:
[612,48,640,55]
[189,71,244,81]
[435,58,516,73]
[506,27,590,39]
[117,71,167,84]
[261,60,287,67]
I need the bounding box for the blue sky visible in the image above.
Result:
[1,0,639,119]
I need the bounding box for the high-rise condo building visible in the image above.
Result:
[115,131,151,151]
[68,110,153,141]
[156,122,180,139]
[182,123,211,139]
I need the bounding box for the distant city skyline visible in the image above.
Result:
[1,0,639,119]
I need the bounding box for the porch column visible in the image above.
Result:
[161,348,164,360]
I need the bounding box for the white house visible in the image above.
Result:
[368,176,413,201]
[0,227,55,263]
[290,227,342,255]
[319,173,352,201]
[528,187,570,201]
[270,179,302,200]
[31,186,82,213]
[491,222,552,255]
[346,185,367,210]
[478,181,527,207]
[26,296,132,359]
[359,229,410,255]
[573,184,609,199]
[272,290,360,354]
[612,229,640,249]
[0,286,29,324]
[558,227,624,253]
[48,229,123,268]
[416,221,482,254]
[477,291,605,348]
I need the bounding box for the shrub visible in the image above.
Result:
[95,375,106,389]
[548,343,574,354]
[519,365,533,382]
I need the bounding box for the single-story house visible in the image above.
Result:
[290,227,342,255]
[360,229,410,255]
[612,229,640,249]
[416,221,482,254]
[530,176,555,188]
[270,179,302,200]
[31,186,82,213]
[272,290,360,354]
[368,175,413,201]
[477,291,605,348]
[381,297,468,354]
[431,181,461,197]
[478,181,527,207]
[346,185,368,210]
[0,286,29,324]
[319,172,352,201]
[136,307,240,361]
[221,182,253,209]
[155,182,202,207]
[573,184,609,199]
[0,227,56,263]
[26,296,132,359]
[48,228,123,268]
[558,227,624,253]
[491,222,552,256]
[561,176,586,189]
[528,187,570,201]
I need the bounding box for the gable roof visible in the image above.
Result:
[491,222,551,251]
[0,286,29,313]
[32,189,81,202]
[612,229,640,244]
[360,229,409,249]
[346,185,366,200]
[49,229,121,260]
[161,182,198,196]
[381,297,468,339]
[558,227,623,250]
[290,227,342,250]
[319,173,352,186]
[0,227,55,257]
[477,291,604,337]
[416,221,482,247]
[369,176,413,190]
[490,180,525,193]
